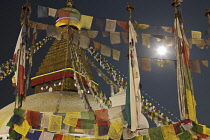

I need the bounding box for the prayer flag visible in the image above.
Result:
[141,33,151,48]
[112,48,120,61]
[201,60,208,67]
[161,26,173,33]
[174,11,197,122]
[121,32,129,43]
[192,31,202,39]
[125,21,142,131]
[79,35,90,49]
[14,120,31,137]
[95,109,109,126]
[48,115,62,133]
[87,30,98,39]
[39,131,55,140]
[26,110,40,128]
[148,127,164,140]
[38,5,48,18]
[154,59,170,67]
[190,60,201,73]
[80,15,93,29]
[117,21,129,31]
[94,17,105,31]
[12,25,26,97]
[110,32,121,44]
[102,31,110,37]
[105,19,117,32]
[93,40,101,50]
[101,44,111,57]
[141,58,151,71]
[63,112,80,127]
[161,125,179,140]
[48,8,57,17]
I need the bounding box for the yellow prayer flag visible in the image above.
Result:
[191,31,202,39]
[62,134,75,140]
[161,124,179,140]
[108,118,123,140]
[48,115,62,133]
[20,136,30,140]
[80,15,93,29]
[202,125,210,135]
[186,89,197,123]
[14,120,31,137]
[135,136,144,140]
[63,112,80,127]
[138,24,150,29]
[80,137,90,140]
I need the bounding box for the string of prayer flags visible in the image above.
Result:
[141,58,151,71]
[105,19,117,32]
[48,8,57,17]
[112,49,120,61]
[80,15,93,29]
[192,31,202,39]
[190,60,201,73]
[110,32,121,44]
[117,21,129,31]
[48,115,62,133]
[142,33,151,48]
[101,44,111,57]
[37,5,48,18]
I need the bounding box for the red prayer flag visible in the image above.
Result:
[117,21,129,31]
[26,110,40,128]
[54,134,63,140]
[95,109,110,126]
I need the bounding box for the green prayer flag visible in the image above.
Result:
[178,131,192,140]
[81,111,95,120]
[69,126,75,133]
[14,108,26,117]
[9,130,18,139]
[125,65,131,128]
[191,123,203,134]
[148,127,164,140]
[81,119,95,129]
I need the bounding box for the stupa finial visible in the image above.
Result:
[66,0,73,8]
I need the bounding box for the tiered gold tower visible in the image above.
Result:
[31,1,93,93]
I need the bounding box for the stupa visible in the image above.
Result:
[0,0,102,138]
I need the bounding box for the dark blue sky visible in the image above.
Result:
[0,0,210,126]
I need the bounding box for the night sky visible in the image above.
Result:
[0,0,210,126]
